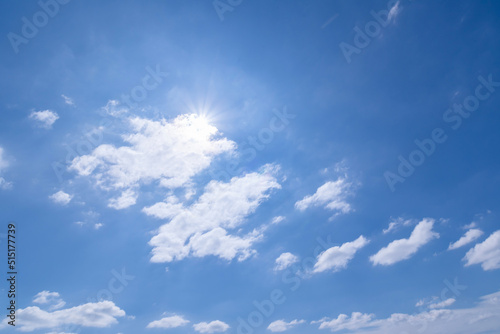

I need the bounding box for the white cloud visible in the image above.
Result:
[49,191,73,205]
[69,114,236,209]
[33,291,66,311]
[314,290,500,334]
[61,94,74,106]
[0,300,125,332]
[147,315,189,329]
[274,252,299,271]
[388,1,401,23]
[370,218,439,266]
[268,319,305,332]
[271,216,285,224]
[108,189,137,209]
[146,166,280,263]
[448,229,484,250]
[463,222,477,229]
[102,99,128,117]
[382,217,413,234]
[313,312,374,332]
[0,148,11,190]
[464,230,500,270]
[142,195,184,219]
[193,320,230,333]
[429,298,456,309]
[94,223,103,230]
[29,110,59,128]
[0,147,8,171]
[313,236,369,273]
[295,178,353,216]
[0,177,12,190]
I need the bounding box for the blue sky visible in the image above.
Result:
[1,0,500,333]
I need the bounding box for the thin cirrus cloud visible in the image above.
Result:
[0,147,12,190]
[463,230,500,270]
[144,165,281,263]
[312,290,500,334]
[61,94,75,106]
[382,217,413,234]
[0,296,125,332]
[267,319,305,332]
[448,228,484,250]
[313,235,369,273]
[69,114,236,209]
[193,320,230,333]
[146,315,189,329]
[295,177,353,216]
[370,218,439,266]
[428,298,456,309]
[29,110,59,129]
[49,190,73,205]
[274,252,299,271]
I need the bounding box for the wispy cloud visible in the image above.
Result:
[193,320,230,333]
[295,177,353,217]
[268,319,305,332]
[464,230,500,270]
[449,229,484,250]
[370,218,439,266]
[146,165,281,263]
[313,236,369,273]
[274,252,299,271]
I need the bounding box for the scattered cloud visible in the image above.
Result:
[268,319,305,332]
[102,99,128,117]
[33,291,66,311]
[146,165,281,263]
[382,217,413,234]
[61,94,74,106]
[370,218,439,266]
[314,290,500,334]
[0,147,12,190]
[108,189,137,210]
[313,236,369,273]
[448,229,484,250]
[29,110,59,129]
[295,178,353,217]
[463,222,477,229]
[69,114,236,209]
[147,315,189,329]
[313,312,374,332]
[388,0,401,23]
[274,252,299,271]
[49,191,73,205]
[464,230,500,270]
[271,216,285,224]
[94,223,103,230]
[429,298,456,309]
[193,320,230,333]
[0,299,125,332]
